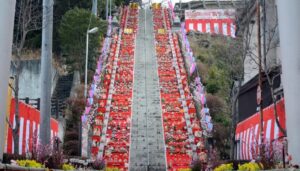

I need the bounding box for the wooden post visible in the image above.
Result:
[257,0,264,159]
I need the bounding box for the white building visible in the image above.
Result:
[236,0,281,84]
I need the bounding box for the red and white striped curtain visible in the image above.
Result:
[5,99,59,154]
[185,19,236,37]
[184,9,236,37]
[235,98,286,160]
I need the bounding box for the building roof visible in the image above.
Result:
[173,0,246,12]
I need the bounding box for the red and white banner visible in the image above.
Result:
[235,98,286,160]
[5,98,59,154]
[185,9,236,37]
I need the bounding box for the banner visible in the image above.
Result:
[235,98,286,160]
[185,9,236,37]
[5,98,59,154]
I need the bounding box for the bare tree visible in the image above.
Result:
[229,0,256,159]
[7,0,42,154]
[244,1,285,137]
[230,0,286,159]
[261,0,286,136]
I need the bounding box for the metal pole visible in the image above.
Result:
[263,0,267,67]
[180,0,182,9]
[106,0,109,20]
[92,0,98,16]
[40,0,54,146]
[84,33,89,98]
[277,0,300,165]
[109,0,112,17]
[257,0,264,157]
[0,0,16,161]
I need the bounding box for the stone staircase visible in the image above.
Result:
[51,74,74,118]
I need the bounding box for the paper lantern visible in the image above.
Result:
[189,55,194,64]
[93,75,99,82]
[195,77,201,84]
[85,106,91,114]
[91,84,97,92]
[190,63,196,74]
[82,114,87,123]
[205,115,211,123]
[88,98,93,105]
[200,94,206,105]
[89,90,94,98]
[204,107,209,114]
[207,123,213,132]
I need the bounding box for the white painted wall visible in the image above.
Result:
[243,18,259,84]
[243,0,280,84]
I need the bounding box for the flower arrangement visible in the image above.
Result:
[16,159,44,168]
[238,162,262,171]
[62,163,75,170]
[213,163,233,171]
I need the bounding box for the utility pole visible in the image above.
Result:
[106,0,109,20]
[40,0,54,146]
[256,0,264,158]
[262,0,267,66]
[92,0,97,16]
[179,0,182,20]
[277,0,300,165]
[109,0,112,17]
[0,0,16,161]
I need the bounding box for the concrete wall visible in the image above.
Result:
[243,0,280,84]
[10,60,58,99]
[243,18,259,83]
